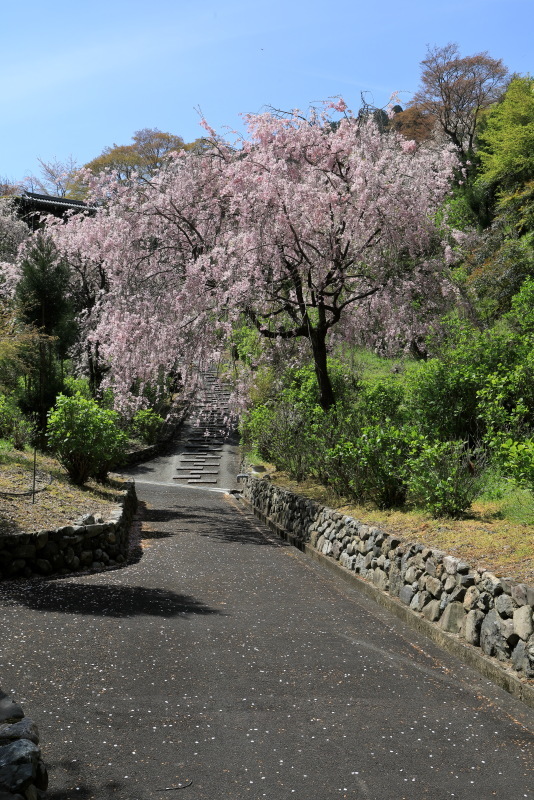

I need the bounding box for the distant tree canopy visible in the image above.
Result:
[23,156,81,198]
[457,74,534,319]
[476,75,534,193]
[84,128,204,182]
[410,43,509,162]
[392,104,436,142]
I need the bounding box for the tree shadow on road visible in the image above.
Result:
[136,499,284,548]
[169,504,288,548]
[0,581,222,618]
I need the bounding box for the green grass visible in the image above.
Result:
[336,345,420,386]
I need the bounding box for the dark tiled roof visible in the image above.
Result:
[14,191,96,226]
[22,190,90,209]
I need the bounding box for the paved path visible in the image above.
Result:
[0,381,533,799]
[126,368,240,492]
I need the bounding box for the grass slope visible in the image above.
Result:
[0,443,126,536]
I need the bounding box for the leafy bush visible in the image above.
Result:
[0,395,34,449]
[130,408,165,445]
[47,393,128,484]
[407,318,516,443]
[506,276,534,336]
[349,424,414,508]
[407,439,486,518]
[477,361,534,443]
[242,400,313,481]
[494,438,534,491]
[63,376,92,399]
[242,362,408,495]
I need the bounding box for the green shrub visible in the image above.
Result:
[477,352,534,441]
[349,423,414,508]
[324,439,369,501]
[130,408,165,445]
[47,393,128,484]
[63,376,92,399]
[242,363,408,495]
[325,424,414,508]
[0,395,34,450]
[506,277,534,337]
[407,318,516,443]
[407,439,486,518]
[242,400,312,481]
[494,438,534,491]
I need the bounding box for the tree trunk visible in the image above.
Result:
[309,326,335,411]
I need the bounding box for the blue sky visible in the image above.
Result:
[2,0,532,186]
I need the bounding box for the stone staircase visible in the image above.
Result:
[172,368,233,486]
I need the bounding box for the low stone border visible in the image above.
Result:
[0,482,137,581]
[0,690,47,799]
[240,477,534,709]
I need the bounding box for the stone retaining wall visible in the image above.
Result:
[0,482,137,581]
[0,690,47,799]
[241,477,534,696]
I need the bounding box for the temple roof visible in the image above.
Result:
[13,190,96,227]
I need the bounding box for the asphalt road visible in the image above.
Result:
[0,442,533,799]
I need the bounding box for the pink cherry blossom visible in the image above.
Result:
[49,105,459,411]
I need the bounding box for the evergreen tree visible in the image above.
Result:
[15,236,77,435]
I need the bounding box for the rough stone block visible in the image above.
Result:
[0,739,40,793]
[399,585,414,606]
[422,600,442,622]
[495,593,514,619]
[480,609,510,661]
[448,586,466,604]
[513,605,534,641]
[322,540,333,556]
[331,541,342,560]
[0,720,39,746]
[475,591,492,612]
[440,601,466,634]
[34,560,51,576]
[404,565,420,584]
[410,591,430,612]
[511,583,529,607]
[502,622,519,649]
[34,531,48,549]
[481,572,503,596]
[458,574,475,588]
[463,609,484,646]
[388,565,403,598]
[425,576,442,598]
[363,552,374,569]
[0,696,24,725]
[443,555,459,575]
[511,639,527,671]
[372,568,388,591]
[11,546,36,560]
[424,558,437,576]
